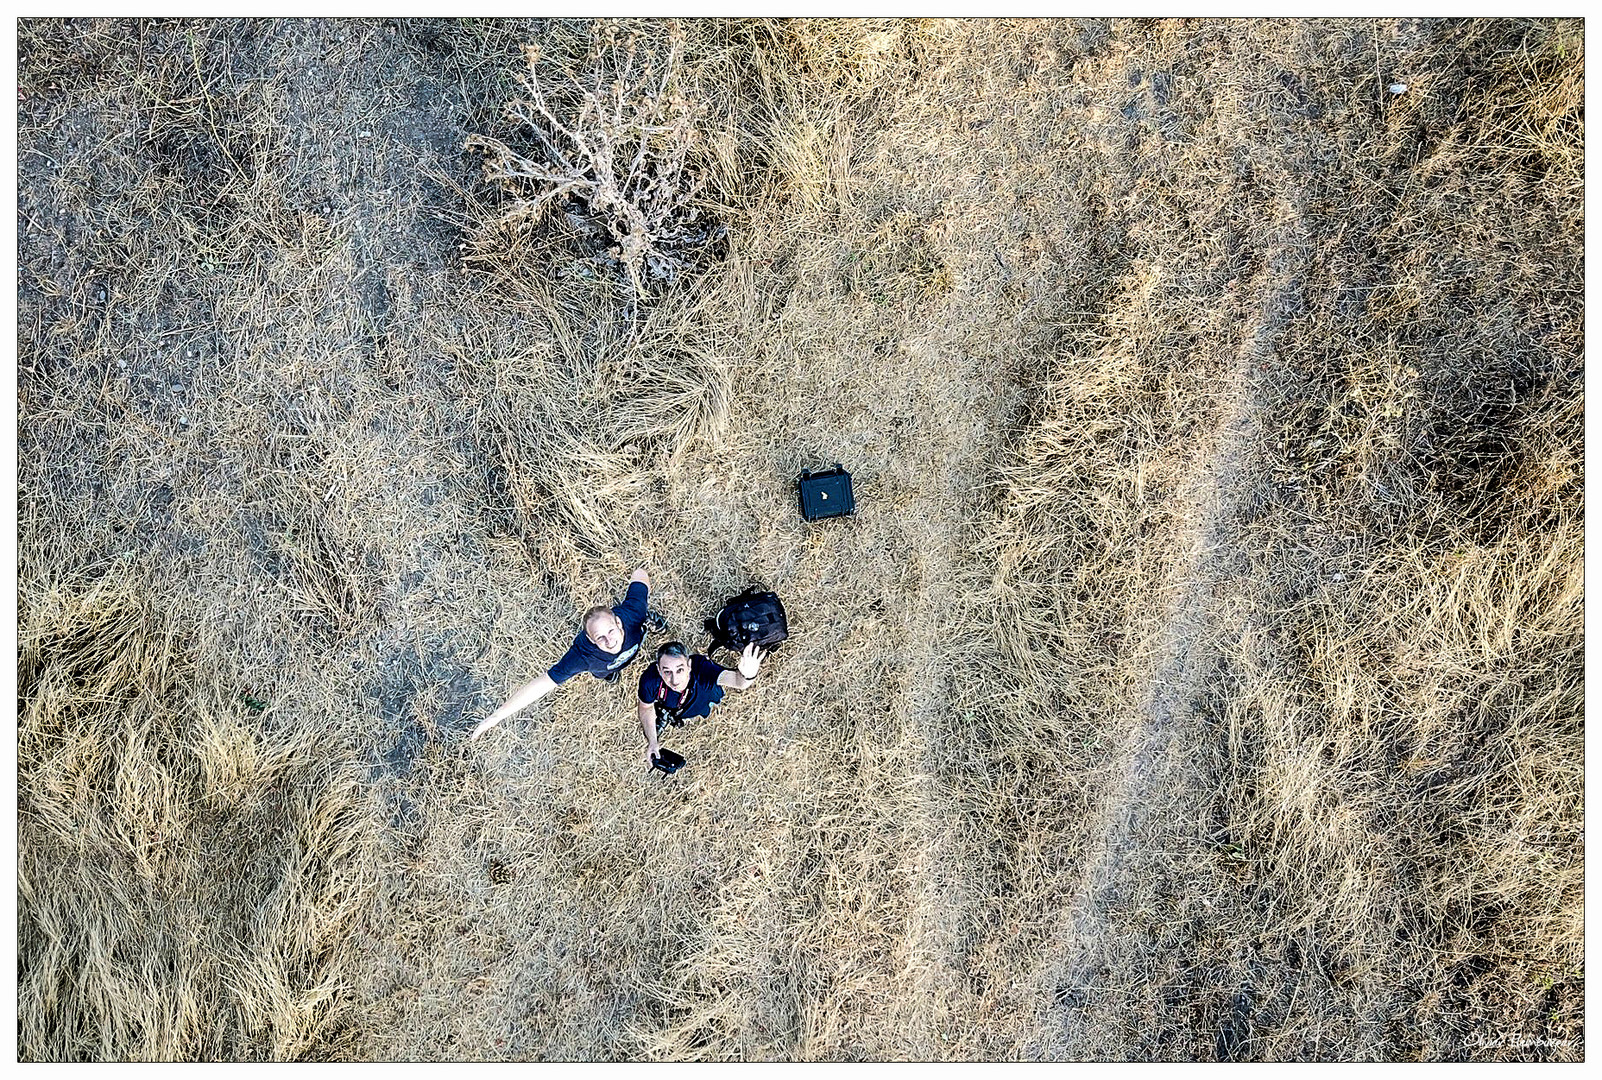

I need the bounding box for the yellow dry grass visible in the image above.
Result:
[16,16,1582,1062]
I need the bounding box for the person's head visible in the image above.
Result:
[656,641,691,692]
[583,606,624,653]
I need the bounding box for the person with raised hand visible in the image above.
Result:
[471,567,669,741]
[638,640,764,769]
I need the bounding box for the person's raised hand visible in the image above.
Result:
[737,643,764,680]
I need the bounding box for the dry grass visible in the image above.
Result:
[17,573,374,1059]
[16,16,1582,1062]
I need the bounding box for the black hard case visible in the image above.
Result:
[798,465,856,521]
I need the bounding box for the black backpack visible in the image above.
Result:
[705,587,788,658]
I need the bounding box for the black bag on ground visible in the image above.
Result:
[704,586,788,658]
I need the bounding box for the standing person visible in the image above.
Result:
[638,640,764,768]
[470,568,668,741]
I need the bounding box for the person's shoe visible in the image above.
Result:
[644,608,669,635]
[602,670,622,685]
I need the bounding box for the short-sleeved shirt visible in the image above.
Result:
[637,654,727,721]
[547,581,651,684]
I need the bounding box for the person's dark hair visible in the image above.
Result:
[657,641,687,660]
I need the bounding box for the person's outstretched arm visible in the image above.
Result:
[470,673,558,741]
[715,644,764,691]
[639,702,661,767]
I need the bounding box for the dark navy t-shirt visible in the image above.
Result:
[547,581,651,684]
[637,654,727,720]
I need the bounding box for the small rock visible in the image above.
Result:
[1388,83,1408,95]
[179,416,189,426]
[117,358,127,369]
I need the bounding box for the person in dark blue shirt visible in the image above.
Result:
[471,568,668,741]
[638,640,764,768]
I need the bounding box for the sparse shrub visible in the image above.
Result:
[466,22,727,300]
